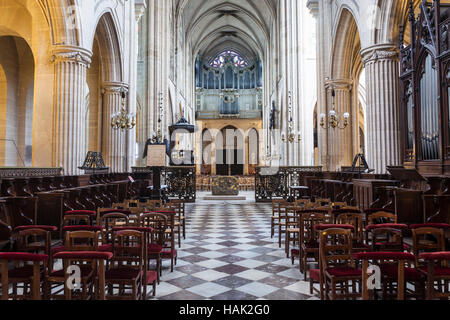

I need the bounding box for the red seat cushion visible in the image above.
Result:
[105,268,141,280]
[419,252,450,261]
[147,244,162,254]
[310,269,321,281]
[291,249,300,256]
[98,244,113,253]
[50,265,94,278]
[145,271,158,284]
[326,267,362,277]
[161,249,177,258]
[380,264,424,280]
[419,266,450,276]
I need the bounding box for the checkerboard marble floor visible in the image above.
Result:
[153,201,320,300]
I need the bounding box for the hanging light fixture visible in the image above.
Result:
[320,89,350,129]
[111,91,136,131]
[282,91,299,143]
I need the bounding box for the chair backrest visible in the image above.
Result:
[65,231,100,251]
[371,227,404,252]
[271,199,286,216]
[300,212,326,245]
[140,213,168,247]
[111,230,144,270]
[412,227,446,266]
[17,229,51,255]
[295,199,310,208]
[336,213,364,242]
[315,199,331,206]
[368,211,397,225]
[63,214,91,227]
[100,213,129,244]
[319,228,355,270]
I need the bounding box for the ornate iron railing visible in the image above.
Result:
[255,166,323,202]
[132,166,196,202]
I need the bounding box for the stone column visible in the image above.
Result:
[361,44,401,174]
[51,46,92,175]
[102,82,129,173]
[325,79,353,171]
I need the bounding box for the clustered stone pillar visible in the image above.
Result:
[51,46,92,175]
[326,80,353,171]
[102,83,128,173]
[361,44,401,174]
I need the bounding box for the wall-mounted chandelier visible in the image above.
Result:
[320,89,349,129]
[111,92,136,131]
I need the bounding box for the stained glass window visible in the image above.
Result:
[210,50,248,68]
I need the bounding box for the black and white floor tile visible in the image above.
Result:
[155,194,320,300]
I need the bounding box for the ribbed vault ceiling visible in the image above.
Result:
[176,0,277,63]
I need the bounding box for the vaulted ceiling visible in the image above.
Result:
[175,0,277,63]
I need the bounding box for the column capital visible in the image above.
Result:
[50,45,92,67]
[325,79,353,91]
[102,82,129,95]
[361,44,399,65]
[135,0,147,23]
[306,0,319,18]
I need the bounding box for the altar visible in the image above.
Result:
[202,176,247,200]
[211,176,239,196]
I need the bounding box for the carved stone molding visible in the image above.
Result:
[361,44,399,65]
[325,79,353,91]
[51,46,92,67]
[102,82,129,95]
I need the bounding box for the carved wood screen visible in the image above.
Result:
[399,0,450,175]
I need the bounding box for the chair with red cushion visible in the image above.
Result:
[140,213,167,282]
[52,251,113,300]
[45,230,100,299]
[412,227,446,266]
[153,210,178,273]
[112,226,157,299]
[105,230,145,300]
[355,252,416,300]
[319,228,361,300]
[370,227,408,252]
[0,252,48,300]
[164,201,183,248]
[419,252,450,300]
[296,211,326,280]
[336,213,369,252]
[98,213,129,252]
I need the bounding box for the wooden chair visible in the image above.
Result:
[355,252,417,300]
[164,201,182,248]
[0,252,48,300]
[140,213,166,283]
[278,201,295,248]
[336,213,370,252]
[112,226,157,298]
[297,210,327,279]
[319,228,361,300]
[285,206,300,259]
[371,227,406,252]
[271,199,285,239]
[52,251,112,300]
[45,230,100,300]
[170,199,186,240]
[105,230,145,300]
[156,210,177,272]
[419,252,450,300]
[98,213,129,253]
